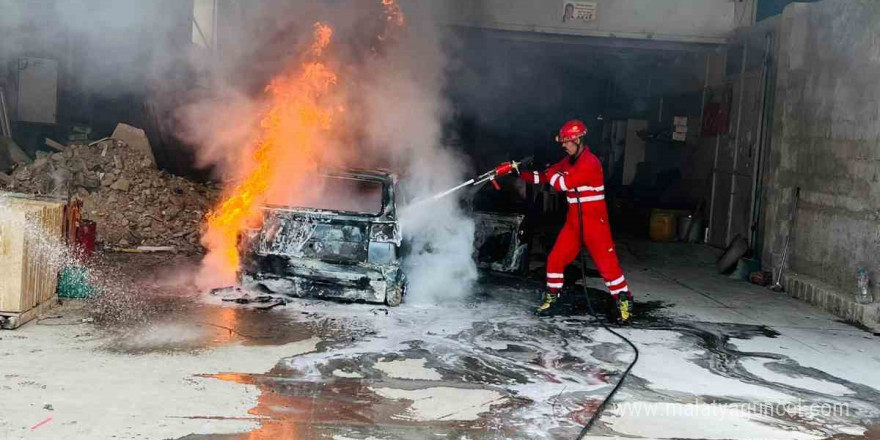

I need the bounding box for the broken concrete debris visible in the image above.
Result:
[0,135,219,254]
[110,123,156,166]
[45,138,66,152]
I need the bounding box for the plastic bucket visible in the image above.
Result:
[677,215,704,243]
[649,212,676,242]
[76,220,96,259]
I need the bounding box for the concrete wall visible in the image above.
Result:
[762,0,880,300]
[433,0,753,44]
[756,0,822,22]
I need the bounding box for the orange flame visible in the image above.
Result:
[202,23,339,281]
[200,3,408,285]
[382,0,405,27]
[311,22,333,56]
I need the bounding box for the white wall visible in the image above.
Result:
[430,0,753,44]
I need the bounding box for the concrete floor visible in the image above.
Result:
[1,242,879,439]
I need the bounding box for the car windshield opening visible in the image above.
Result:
[267,175,385,215]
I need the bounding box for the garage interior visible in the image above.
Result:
[1,0,879,439]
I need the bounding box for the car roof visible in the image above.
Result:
[324,168,397,183]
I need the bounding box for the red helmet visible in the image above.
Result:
[556,119,588,143]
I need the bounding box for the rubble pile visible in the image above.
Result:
[0,139,219,254]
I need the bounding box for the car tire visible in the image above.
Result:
[517,244,531,277]
[385,281,406,307]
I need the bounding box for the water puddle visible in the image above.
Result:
[183,370,525,439]
[99,296,316,354]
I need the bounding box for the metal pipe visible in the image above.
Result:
[193,18,210,48]
[658,97,664,122]
[748,32,774,249]
[212,0,219,51]
[706,50,724,245]
[708,131,721,244]
[751,0,759,25]
[724,40,750,246]
[698,54,710,137]
[0,86,11,137]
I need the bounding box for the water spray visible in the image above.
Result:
[405,157,533,209]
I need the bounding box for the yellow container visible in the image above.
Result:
[649,211,676,242]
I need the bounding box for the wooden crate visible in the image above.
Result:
[0,298,59,330]
[0,194,65,328]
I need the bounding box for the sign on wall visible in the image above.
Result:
[561,1,598,22]
[16,57,58,124]
[673,116,688,142]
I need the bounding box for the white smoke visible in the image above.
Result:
[76,0,478,300]
[171,1,479,300]
[0,0,187,97]
[399,180,479,304]
[2,1,480,302]
[176,89,262,182]
[358,3,478,302]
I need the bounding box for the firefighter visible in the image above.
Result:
[519,119,633,323]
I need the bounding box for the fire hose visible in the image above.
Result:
[573,184,640,439]
[405,158,639,435]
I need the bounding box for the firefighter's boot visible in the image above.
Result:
[536,291,561,316]
[614,294,634,325]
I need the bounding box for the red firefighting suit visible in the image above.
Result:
[522,147,631,299]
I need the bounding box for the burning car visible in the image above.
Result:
[238,169,407,306]
[238,169,528,306]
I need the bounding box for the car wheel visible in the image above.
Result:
[385,281,406,307]
[517,244,531,277]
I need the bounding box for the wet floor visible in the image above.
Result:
[125,271,625,439]
[100,300,316,354]
[828,425,880,439]
[59,252,880,439]
[169,285,775,438]
[190,288,877,438]
[181,371,531,439]
[82,254,319,354]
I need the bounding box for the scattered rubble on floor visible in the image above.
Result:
[0,133,219,254]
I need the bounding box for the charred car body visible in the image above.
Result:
[239,170,407,306]
[473,212,529,275]
[239,169,527,306]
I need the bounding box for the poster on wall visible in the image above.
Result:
[562,1,598,22]
[673,116,688,142]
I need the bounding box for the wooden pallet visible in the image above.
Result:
[0,194,65,316]
[0,296,59,329]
